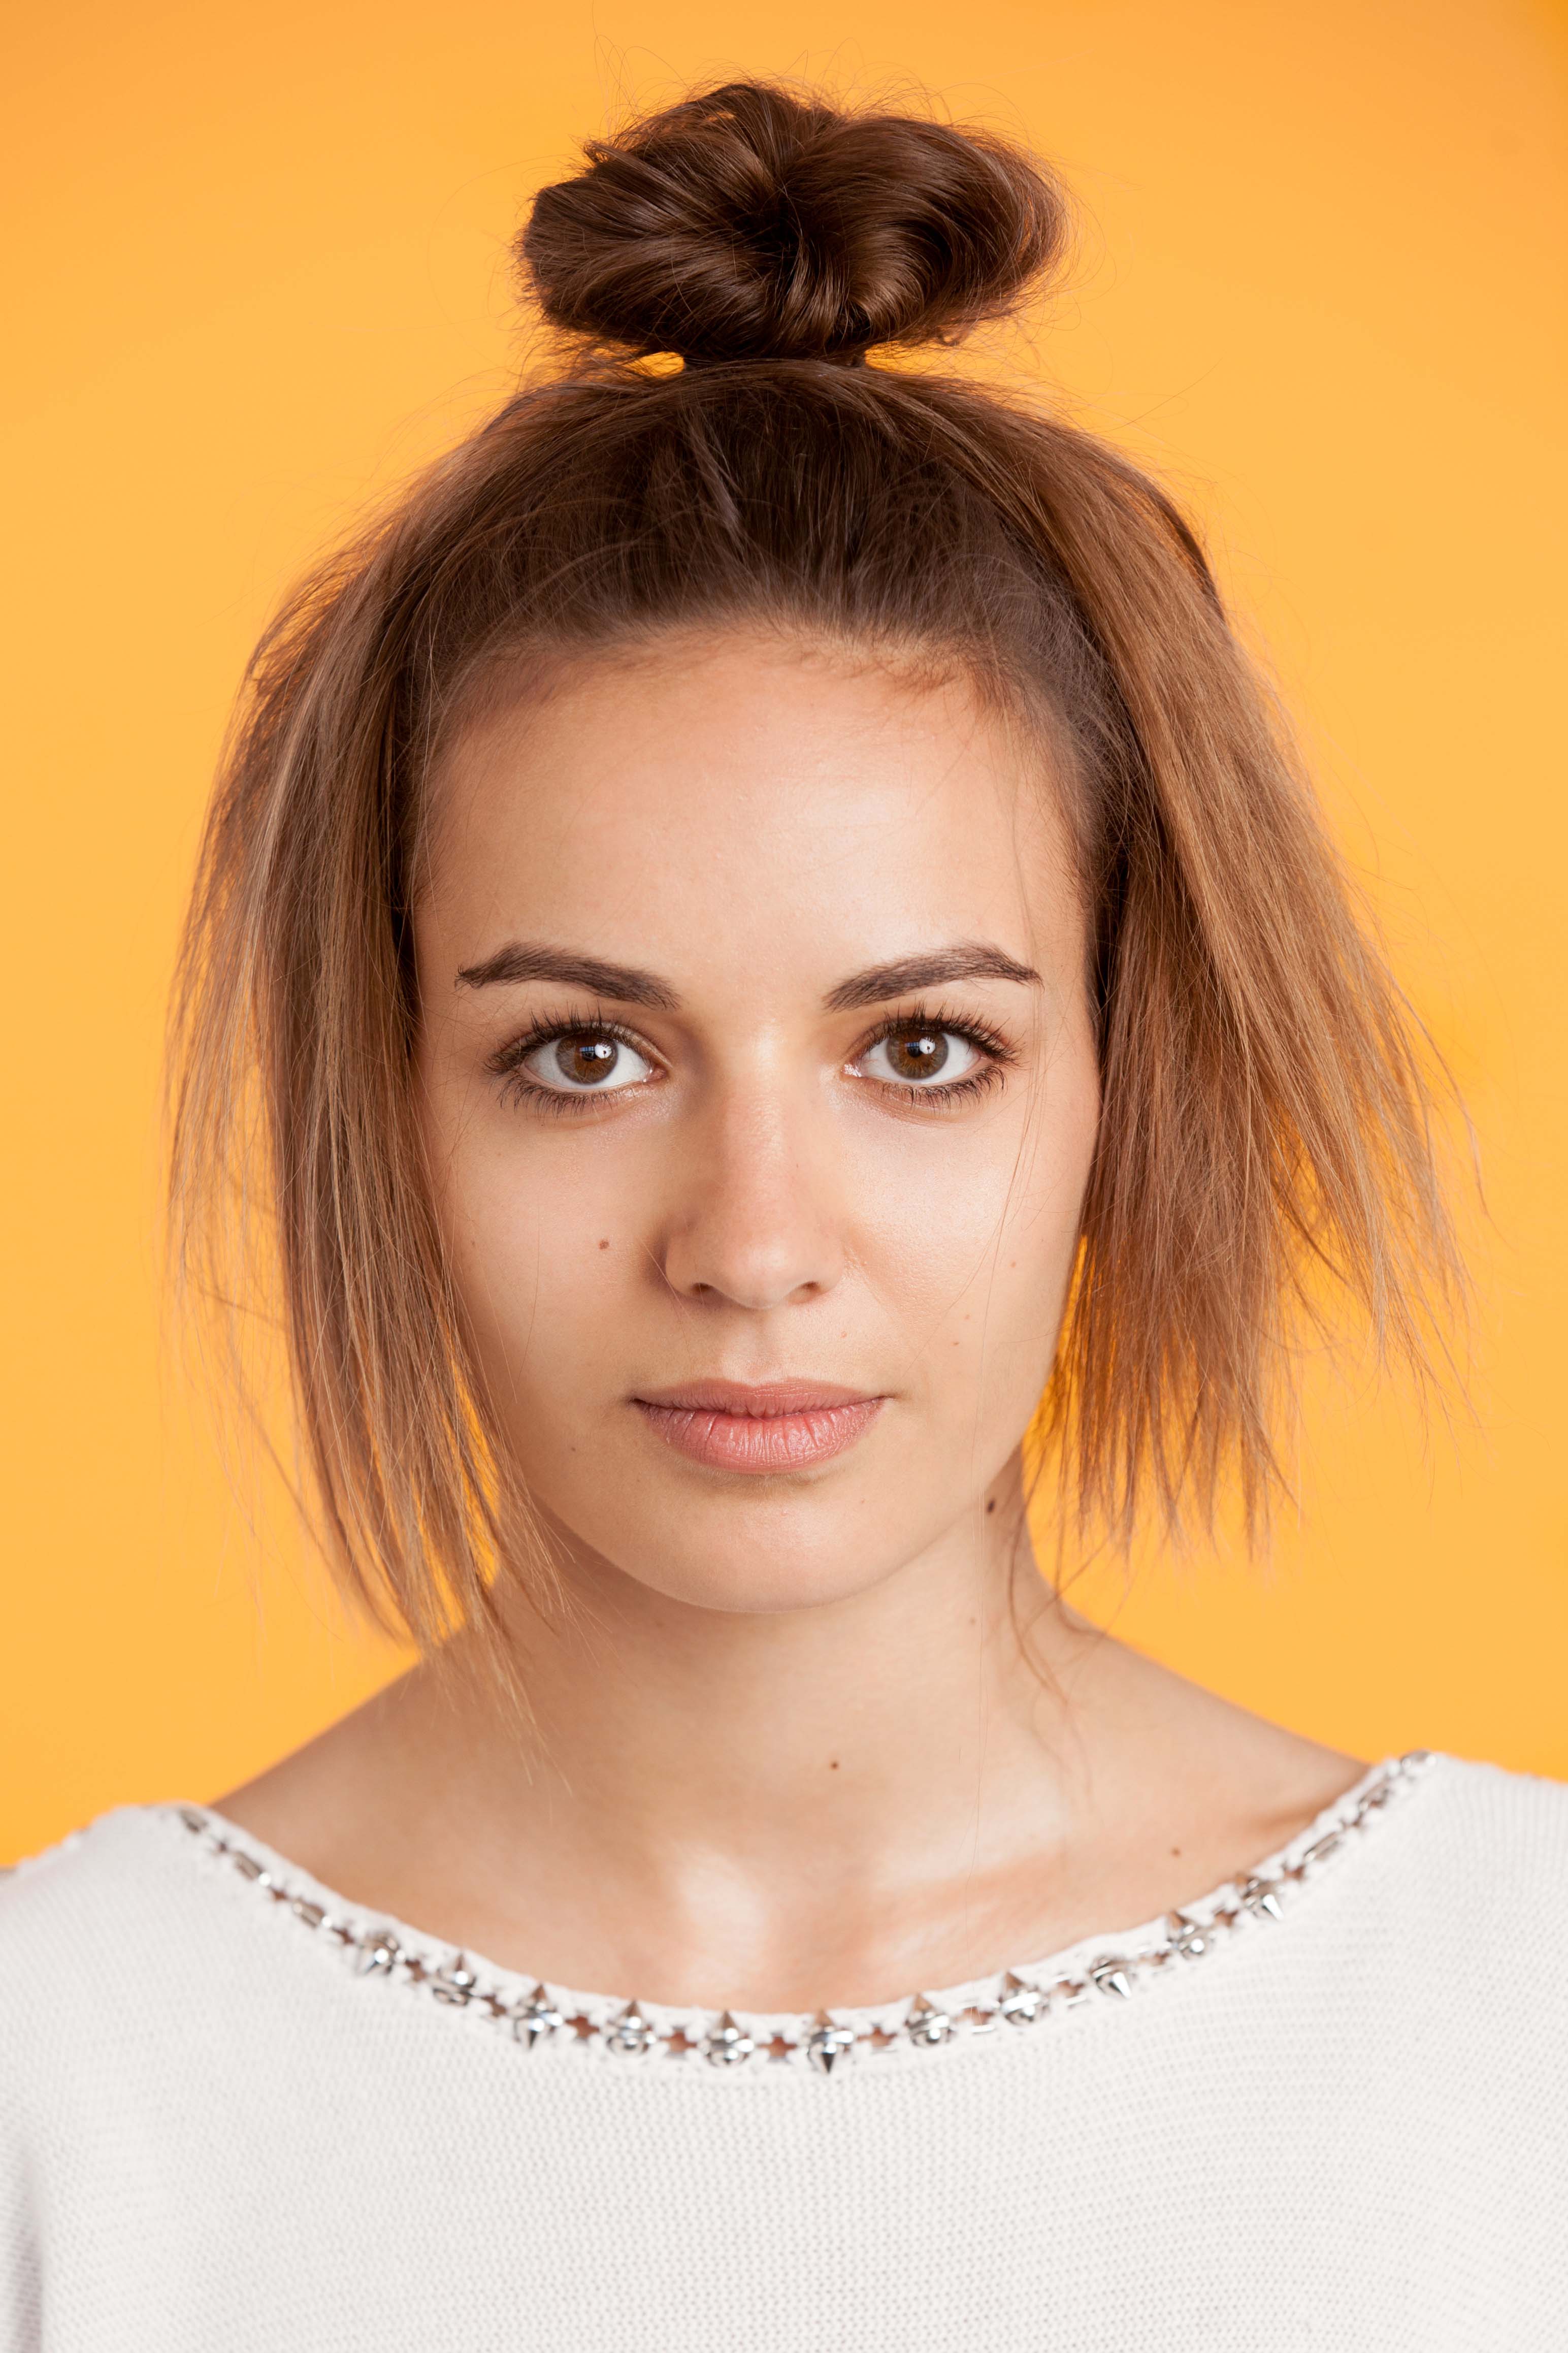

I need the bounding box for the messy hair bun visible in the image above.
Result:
[175,75,1462,1667]
[520,81,1069,364]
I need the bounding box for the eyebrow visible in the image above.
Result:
[822,945,1042,1012]
[454,943,682,1009]
[453,938,1041,1016]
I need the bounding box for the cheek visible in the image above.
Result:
[940,1085,1093,1404]
[825,1075,1099,1422]
[859,1035,1098,1267]
[432,1121,628,1386]
[420,1027,1099,1435]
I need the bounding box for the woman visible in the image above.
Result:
[3,79,1563,2352]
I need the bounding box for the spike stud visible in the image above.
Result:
[512,1985,565,2050]
[354,1927,401,1977]
[804,2011,857,2076]
[702,2011,756,2068]
[1166,1912,1210,1960]
[904,1996,955,2049]
[997,1971,1045,2026]
[1089,1955,1135,2001]
[604,2000,656,2056]
[431,1955,478,2006]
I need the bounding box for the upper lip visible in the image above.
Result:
[632,1379,883,1416]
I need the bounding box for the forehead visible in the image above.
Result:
[420,634,1082,984]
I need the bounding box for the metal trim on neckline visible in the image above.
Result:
[169,1751,1433,2076]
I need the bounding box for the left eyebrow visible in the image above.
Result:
[822,944,1042,1013]
[453,941,681,1010]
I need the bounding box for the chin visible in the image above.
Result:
[620,1551,901,1617]
[547,1488,919,1618]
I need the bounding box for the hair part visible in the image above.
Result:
[168,80,1465,1663]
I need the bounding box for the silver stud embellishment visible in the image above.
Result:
[703,2011,755,2068]
[905,1997,956,2049]
[513,1986,564,2050]
[1166,1912,1210,1959]
[604,2000,655,2056]
[169,1750,1432,2073]
[805,2012,857,2075]
[431,1956,478,2007]
[998,1972,1045,2026]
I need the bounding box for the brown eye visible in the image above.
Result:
[518,1028,657,1094]
[883,1027,950,1080]
[856,1025,984,1090]
[556,1034,619,1085]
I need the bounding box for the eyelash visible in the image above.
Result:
[486,1007,656,1116]
[847,1001,1016,1111]
[486,1001,1017,1115]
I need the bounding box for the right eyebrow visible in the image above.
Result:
[822,944,1042,1012]
[454,942,682,1010]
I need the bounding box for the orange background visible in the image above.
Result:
[4,0,1565,1863]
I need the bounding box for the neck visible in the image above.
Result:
[484,1463,1085,1863]
[379,1455,1140,2006]
[220,1457,1359,2009]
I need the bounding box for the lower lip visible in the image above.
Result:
[634,1397,885,1474]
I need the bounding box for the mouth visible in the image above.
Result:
[630,1380,887,1475]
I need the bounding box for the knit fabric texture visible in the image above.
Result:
[2,1751,1565,2350]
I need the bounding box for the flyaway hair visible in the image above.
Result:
[168,81,1463,1657]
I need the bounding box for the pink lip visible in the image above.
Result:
[632,1381,887,1474]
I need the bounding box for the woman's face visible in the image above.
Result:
[415,634,1100,1614]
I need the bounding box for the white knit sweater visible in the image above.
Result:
[2,1750,1565,2350]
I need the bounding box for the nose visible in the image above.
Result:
[659,1089,844,1311]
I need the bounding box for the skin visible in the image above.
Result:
[218,631,1362,2012]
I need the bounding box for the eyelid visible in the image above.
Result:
[844,1000,1019,1069]
[484,1008,672,1117]
[484,1005,666,1079]
[482,997,1017,1116]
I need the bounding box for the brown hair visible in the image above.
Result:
[169,80,1461,1657]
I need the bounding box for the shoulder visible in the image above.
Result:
[1335,1751,1568,2012]
[0,1804,276,2096]
[1398,1749,1568,1902]
[0,1803,190,1954]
